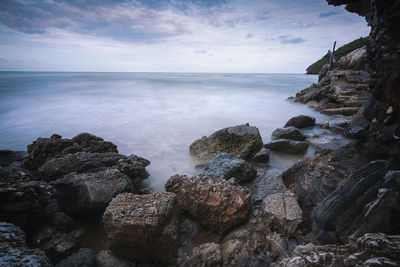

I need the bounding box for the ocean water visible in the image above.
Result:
[0,72,327,191]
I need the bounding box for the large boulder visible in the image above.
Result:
[165,175,251,233]
[264,139,309,154]
[0,222,52,266]
[284,115,315,128]
[189,124,263,160]
[271,127,306,141]
[39,152,125,181]
[262,190,303,236]
[23,133,118,169]
[51,169,133,217]
[201,153,257,182]
[277,233,400,267]
[103,192,179,264]
[313,161,399,242]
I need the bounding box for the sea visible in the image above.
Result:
[0,72,328,191]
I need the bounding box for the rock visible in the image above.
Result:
[23,133,118,169]
[336,46,367,70]
[284,115,315,128]
[103,192,179,264]
[313,161,397,242]
[38,152,125,182]
[251,173,285,204]
[0,222,52,266]
[271,127,306,141]
[96,250,135,267]
[264,140,309,154]
[37,231,80,264]
[307,135,352,154]
[189,124,263,160]
[277,233,400,267]
[265,233,290,263]
[56,248,96,267]
[115,154,150,184]
[322,107,359,116]
[165,175,251,233]
[181,243,222,267]
[262,190,303,236]
[52,169,133,217]
[201,153,257,182]
[0,150,27,167]
[251,149,270,163]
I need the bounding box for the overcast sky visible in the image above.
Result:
[0,0,370,73]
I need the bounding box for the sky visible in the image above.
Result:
[0,0,370,73]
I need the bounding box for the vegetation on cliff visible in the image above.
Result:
[306,37,367,74]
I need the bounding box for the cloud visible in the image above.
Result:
[320,11,341,17]
[278,35,306,44]
[246,33,253,39]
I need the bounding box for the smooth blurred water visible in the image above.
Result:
[0,72,326,191]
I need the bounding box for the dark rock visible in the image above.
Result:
[0,222,52,266]
[251,173,285,204]
[202,153,257,182]
[180,243,222,267]
[96,250,136,267]
[189,124,263,160]
[71,133,118,154]
[313,161,396,242]
[165,175,251,233]
[264,140,309,154]
[52,169,133,217]
[284,115,316,128]
[0,150,28,167]
[271,127,306,141]
[56,248,96,267]
[322,107,360,116]
[103,192,179,264]
[251,149,270,163]
[278,233,400,266]
[115,154,150,184]
[307,135,352,154]
[39,152,125,182]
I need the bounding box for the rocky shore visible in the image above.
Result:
[1,0,400,266]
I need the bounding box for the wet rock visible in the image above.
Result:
[307,135,352,154]
[0,150,27,167]
[96,250,136,267]
[70,133,118,154]
[271,127,306,141]
[103,192,179,264]
[251,173,285,204]
[313,161,397,242]
[284,115,316,128]
[56,248,96,267]
[0,222,52,266]
[201,153,257,182]
[115,154,150,184]
[39,152,125,182]
[181,243,222,267]
[189,124,263,160]
[165,175,251,233]
[52,169,133,217]
[322,107,359,116]
[262,190,303,236]
[251,149,270,163]
[264,139,309,154]
[277,233,400,267]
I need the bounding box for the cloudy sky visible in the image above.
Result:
[0,0,370,73]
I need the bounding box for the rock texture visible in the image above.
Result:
[165,175,251,233]
[271,127,306,141]
[180,242,222,267]
[202,153,257,182]
[264,139,309,154]
[103,192,179,264]
[284,115,316,128]
[189,124,263,160]
[0,222,52,266]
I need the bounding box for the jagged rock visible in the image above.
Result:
[276,233,400,267]
[103,192,179,264]
[51,169,133,217]
[284,115,316,128]
[251,173,285,204]
[96,250,135,267]
[201,153,257,182]
[272,127,306,141]
[56,248,96,267]
[336,46,367,70]
[115,154,150,184]
[23,133,118,170]
[313,161,399,242]
[38,152,125,181]
[181,243,222,267]
[189,124,263,160]
[262,190,303,236]
[0,150,27,167]
[0,222,52,266]
[165,175,251,233]
[264,139,309,154]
